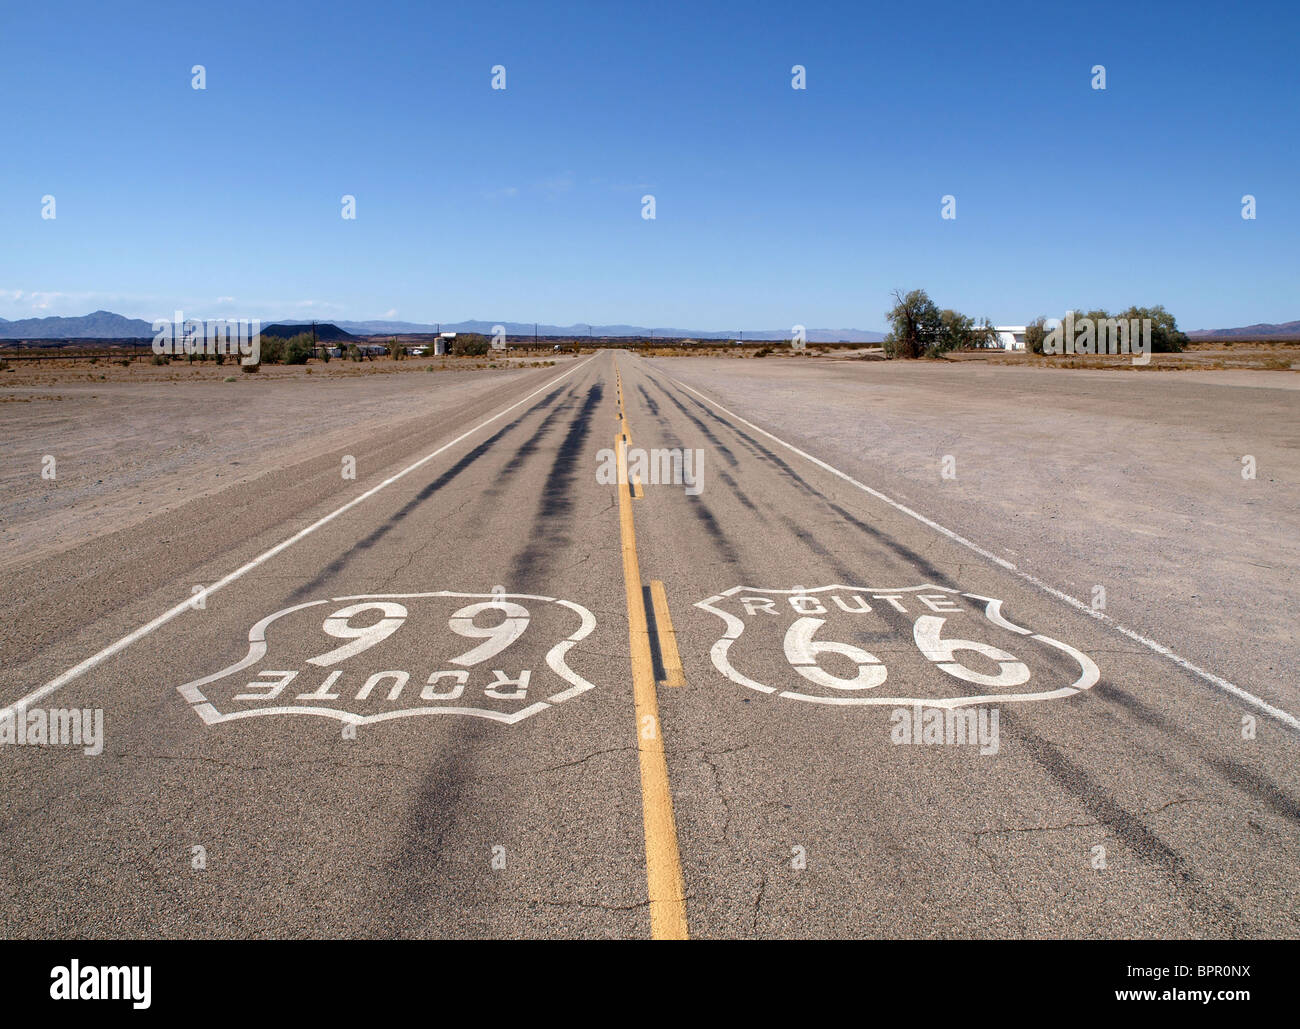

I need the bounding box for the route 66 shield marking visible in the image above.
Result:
[176,591,597,727]
[697,584,1099,708]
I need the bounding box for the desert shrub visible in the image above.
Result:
[454,334,490,357]
[754,347,772,358]
[259,336,287,364]
[1025,317,1048,355]
[284,334,314,365]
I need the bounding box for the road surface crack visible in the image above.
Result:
[534,746,637,774]
[970,796,1215,838]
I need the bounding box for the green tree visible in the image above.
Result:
[259,336,287,364]
[937,310,998,351]
[883,289,942,359]
[1040,306,1189,355]
[284,333,314,365]
[454,334,490,356]
[938,309,972,352]
[1118,304,1188,352]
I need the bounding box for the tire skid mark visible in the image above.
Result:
[506,377,605,588]
[645,370,954,585]
[281,386,569,604]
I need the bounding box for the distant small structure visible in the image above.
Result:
[993,326,1027,350]
[435,331,456,356]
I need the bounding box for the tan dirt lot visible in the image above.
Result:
[0,357,558,570]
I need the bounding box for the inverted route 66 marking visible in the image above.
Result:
[177,592,598,727]
[697,584,1099,708]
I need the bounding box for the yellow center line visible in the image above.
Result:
[649,581,687,688]
[612,363,688,940]
[617,376,633,446]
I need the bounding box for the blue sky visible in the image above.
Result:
[1,0,1295,331]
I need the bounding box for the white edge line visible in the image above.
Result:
[1,357,596,721]
[668,374,1300,734]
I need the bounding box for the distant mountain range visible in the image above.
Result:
[0,310,155,338]
[335,320,885,342]
[0,310,884,342]
[3,310,1297,342]
[1186,320,1300,339]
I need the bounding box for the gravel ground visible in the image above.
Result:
[0,360,551,570]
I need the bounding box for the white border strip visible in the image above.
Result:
[668,374,1300,733]
[1,357,596,720]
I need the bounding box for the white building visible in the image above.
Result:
[993,326,1027,350]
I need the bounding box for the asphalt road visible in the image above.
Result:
[2,350,1297,938]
